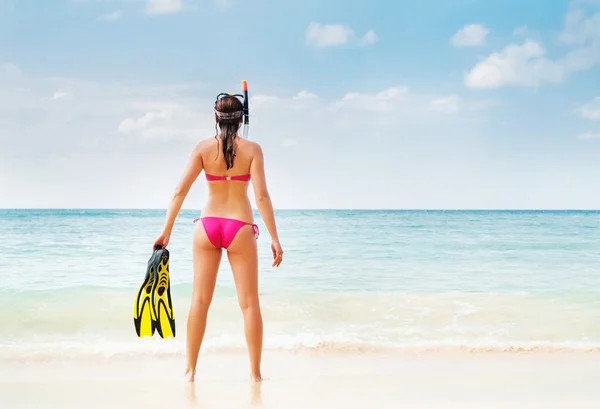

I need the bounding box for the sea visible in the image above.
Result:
[1,209,600,359]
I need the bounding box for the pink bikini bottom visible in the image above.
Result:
[193,217,259,249]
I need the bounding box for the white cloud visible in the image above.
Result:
[558,7,600,72]
[578,132,600,140]
[0,64,206,149]
[576,96,600,142]
[513,25,530,36]
[558,8,600,45]
[117,100,211,140]
[281,138,298,147]
[74,0,188,15]
[429,95,461,114]
[118,110,171,135]
[0,64,501,209]
[577,97,600,120]
[99,11,123,21]
[334,86,409,112]
[293,90,318,100]
[1,62,21,77]
[52,90,69,100]
[145,0,182,14]
[305,23,354,47]
[305,23,377,48]
[464,41,565,89]
[451,24,489,47]
[4,66,596,210]
[247,87,487,134]
[250,94,280,106]
[359,30,378,46]
[0,66,485,151]
[465,6,600,89]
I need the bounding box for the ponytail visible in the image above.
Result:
[213,95,243,169]
[218,121,238,170]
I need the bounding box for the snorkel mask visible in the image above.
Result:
[214,80,250,139]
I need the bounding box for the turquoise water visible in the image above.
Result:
[1,209,600,358]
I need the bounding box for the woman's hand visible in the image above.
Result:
[271,240,283,267]
[153,232,170,250]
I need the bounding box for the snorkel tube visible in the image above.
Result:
[241,80,249,139]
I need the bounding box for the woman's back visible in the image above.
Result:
[153,92,276,246]
[199,136,260,223]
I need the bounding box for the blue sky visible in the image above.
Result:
[1,0,599,209]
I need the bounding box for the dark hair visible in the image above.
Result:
[214,96,243,170]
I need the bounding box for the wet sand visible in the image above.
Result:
[1,351,600,409]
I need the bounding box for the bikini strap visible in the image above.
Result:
[192,217,259,240]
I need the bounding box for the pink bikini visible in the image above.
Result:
[193,173,260,249]
[204,173,251,182]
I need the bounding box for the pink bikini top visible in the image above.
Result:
[205,173,251,182]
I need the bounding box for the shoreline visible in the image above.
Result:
[4,207,600,211]
[3,342,600,362]
[2,351,600,408]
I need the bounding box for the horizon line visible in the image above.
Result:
[2,207,600,212]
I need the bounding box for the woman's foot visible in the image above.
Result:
[250,372,263,382]
[185,368,196,382]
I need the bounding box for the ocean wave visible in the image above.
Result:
[3,290,600,362]
[2,338,600,362]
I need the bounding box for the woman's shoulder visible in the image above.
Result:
[238,138,263,155]
[194,136,260,148]
[187,137,216,160]
[191,136,263,153]
[191,137,262,158]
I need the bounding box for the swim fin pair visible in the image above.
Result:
[133,246,176,338]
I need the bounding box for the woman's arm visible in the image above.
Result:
[250,143,279,243]
[160,145,204,238]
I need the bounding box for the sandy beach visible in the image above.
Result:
[2,351,600,409]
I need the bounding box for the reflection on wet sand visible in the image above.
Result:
[186,382,197,407]
[184,380,262,407]
[251,381,262,406]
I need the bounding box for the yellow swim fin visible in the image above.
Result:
[133,251,158,337]
[153,247,176,339]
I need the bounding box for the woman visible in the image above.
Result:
[153,94,284,383]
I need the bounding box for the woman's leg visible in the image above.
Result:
[185,223,222,382]
[226,225,262,381]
